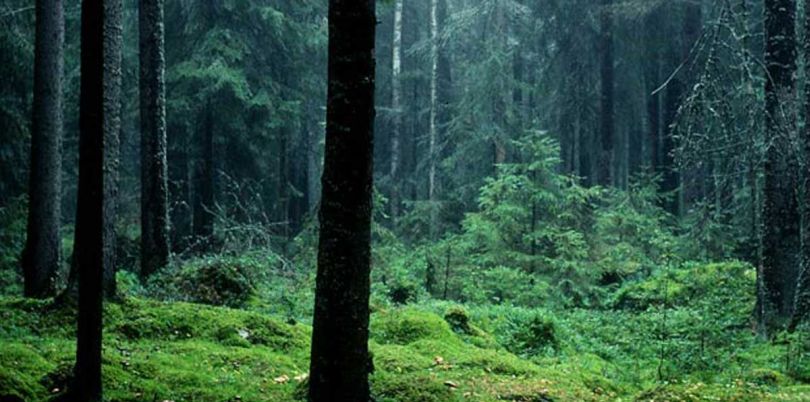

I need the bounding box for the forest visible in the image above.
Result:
[2,0,810,401]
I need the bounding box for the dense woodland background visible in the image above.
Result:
[4,0,810,401]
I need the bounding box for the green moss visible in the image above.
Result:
[372,372,458,402]
[634,381,769,402]
[372,308,456,345]
[444,306,472,335]
[0,295,804,402]
[0,343,55,401]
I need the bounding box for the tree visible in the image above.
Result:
[792,0,810,331]
[71,0,122,398]
[598,0,614,187]
[139,0,169,278]
[22,0,64,298]
[192,105,215,246]
[761,0,799,334]
[428,0,439,213]
[308,0,376,399]
[390,0,404,220]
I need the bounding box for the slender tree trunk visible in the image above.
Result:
[139,0,169,279]
[761,0,799,334]
[598,0,614,187]
[279,125,290,245]
[169,122,192,252]
[192,106,215,246]
[72,0,121,399]
[22,0,64,298]
[791,0,810,331]
[308,0,376,400]
[306,102,321,212]
[428,0,439,209]
[390,0,403,220]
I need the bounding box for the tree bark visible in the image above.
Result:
[139,0,169,279]
[791,0,810,331]
[390,0,404,220]
[308,0,376,400]
[72,0,122,399]
[598,0,614,187]
[22,0,64,298]
[428,0,439,209]
[192,106,215,246]
[761,0,799,334]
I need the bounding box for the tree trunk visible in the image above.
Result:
[598,0,614,187]
[428,0,439,209]
[22,0,64,298]
[72,0,122,399]
[139,0,169,279]
[306,102,321,212]
[192,106,215,247]
[791,0,810,331]
[761,0,799,334]
[308,0,376,400]
[390,0,403,220]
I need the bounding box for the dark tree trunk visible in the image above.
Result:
[761,0,799,334]
[791,0,810,331]
[598,0,614,187]
[289,115,312,234]
[22,0,64,298]
[308,0,376,400]
[72,0,122,399]
[168,122,192,252]
[192,106,215,246]
[644,6,660,175]
[279,125,290,245]
[139,0,169,278]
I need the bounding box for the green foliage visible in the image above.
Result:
[385,133,690,309]
[0,196,26,296]
[612,261,755,314]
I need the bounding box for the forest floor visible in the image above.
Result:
[2,264,810,402]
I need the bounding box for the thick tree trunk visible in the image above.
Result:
[761,0,799,334]
[308,0,376,400]
[139,0,169,279]
[22,0,64,298]
[72,0,122,399]
[192,106,215,246]
[598,0,614,187]
[390,0,403,220]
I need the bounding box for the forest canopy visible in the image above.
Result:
[2,0,810,401]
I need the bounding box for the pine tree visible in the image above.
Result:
[72,0,122,398]
[22,0,64,298]
[761,0,800,334]
[308,0,376,399]
[139,0,169,278]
